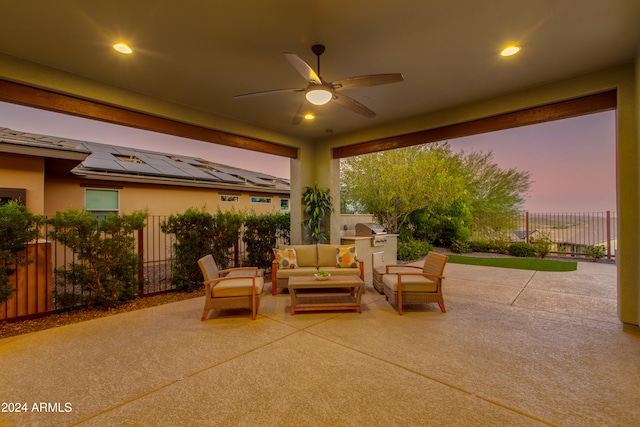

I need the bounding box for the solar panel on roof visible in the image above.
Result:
[206,171,244,183]
[181,166,220,180]
[243,176,276,187]
[82,158,127,171]
[116,161,158,174]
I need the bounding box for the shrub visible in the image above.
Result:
[584,244,606,261]
[397,238,433,261]
[531,237,552,258]
[161,207,218,292]
[409,199,472,248]
[451,239,472,253]
[48,208,147,309]
[274,211,291,245]
[469,239,510,254]
[489,239,511,254]
[0,201,43,304]
[243,212,288,269]
[508,242,536,257]
[211,209,245,270]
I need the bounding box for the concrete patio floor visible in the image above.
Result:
[1,261,638,426]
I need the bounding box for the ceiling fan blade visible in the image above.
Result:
[283,52,322,84]
[332,73,404,90]
[234,88,305,99]
[292,100,311,125]
[332,93,376,118]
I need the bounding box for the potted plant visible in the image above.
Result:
[302,183,334,243]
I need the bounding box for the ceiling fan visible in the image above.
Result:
[234,44,404,125]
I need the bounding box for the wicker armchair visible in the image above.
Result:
[382,251,448,315]
[198,255,264,320]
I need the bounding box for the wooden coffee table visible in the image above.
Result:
[288,275,364,315]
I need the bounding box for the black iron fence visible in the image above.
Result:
[1,215,283,322]
[470,211,617,260]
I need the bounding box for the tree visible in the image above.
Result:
[341,145,463,234]
[450,149,531,216]
[448,148,531,238]
[341,143,532,242]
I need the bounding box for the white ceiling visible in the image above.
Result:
[1,0,639,140]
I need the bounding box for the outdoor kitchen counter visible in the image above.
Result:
[340,234,398,276]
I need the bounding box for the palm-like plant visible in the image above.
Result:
[302,183,334,243]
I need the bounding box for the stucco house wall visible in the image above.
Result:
[43,175,289,217]
[0,152,45,214]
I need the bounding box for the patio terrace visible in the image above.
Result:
[1,261,638,426]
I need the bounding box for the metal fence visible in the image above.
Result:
[470,211,617,260]
[1,216,282,322]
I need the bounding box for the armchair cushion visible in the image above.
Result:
[211,276,264,298]
[382,274,438,293]
[273,248,299,269]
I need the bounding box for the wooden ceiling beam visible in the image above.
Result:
[0,79,299,159]
[333,90,617,159]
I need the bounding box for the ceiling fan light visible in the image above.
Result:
[305,86,332,105]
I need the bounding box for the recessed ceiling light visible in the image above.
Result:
[113,42,132,54]
[500,44,521,57]
[304,113,315,120]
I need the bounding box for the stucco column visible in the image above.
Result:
[329,156,341,245]
[289,156,302,244]
[613,55,640,332]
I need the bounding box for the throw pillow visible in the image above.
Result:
[273,248,298,269]
[336,246,357,268]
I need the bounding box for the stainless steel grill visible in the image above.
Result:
[355,223,387,246]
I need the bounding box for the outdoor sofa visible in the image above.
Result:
[271,244,364,295]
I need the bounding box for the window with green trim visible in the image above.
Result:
[85,188,119,221]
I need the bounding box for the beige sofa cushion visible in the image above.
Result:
[382,274,438,293]
[212,276,264,297]
[275,267,318,280]
[317,244,338,267]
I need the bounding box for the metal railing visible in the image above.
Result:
[470,211,617,260]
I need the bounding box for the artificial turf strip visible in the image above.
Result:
[446,255,578,272]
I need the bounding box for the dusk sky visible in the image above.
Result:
[0,102,616,213]
[447,110,616,213]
